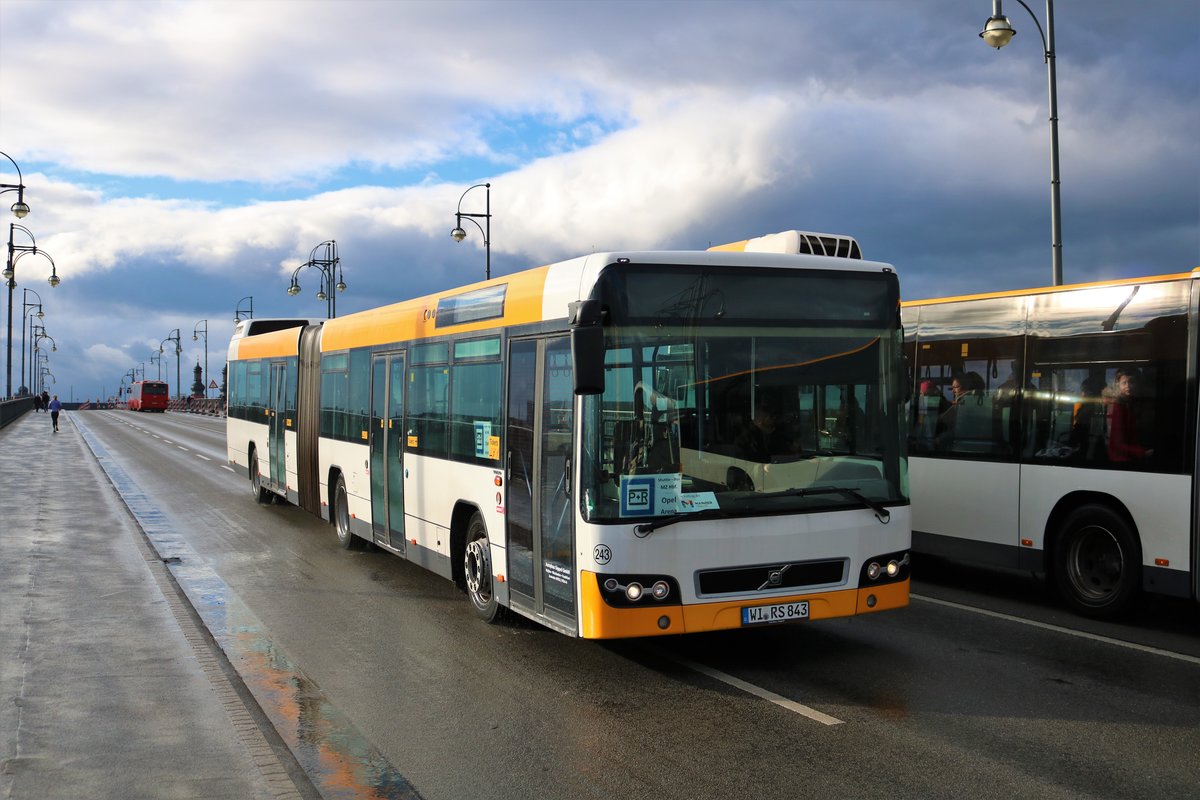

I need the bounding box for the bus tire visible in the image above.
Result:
[464,512,505,623]
[1051,504,1140,618]
[249,447,272,505]
[333,475,367,550]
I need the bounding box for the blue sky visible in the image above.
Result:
[1,0,1197,402]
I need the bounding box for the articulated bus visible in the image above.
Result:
[127,380,169,412]
[903,268,1200,617]
[227,230,911,638]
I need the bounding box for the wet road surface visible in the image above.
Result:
[73,409,1200,800]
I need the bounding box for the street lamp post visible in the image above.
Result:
[5,223,60,397]
[450,183,492,281]
[980,0,1063,286]
[151,351,162,380]
[21,287,44,395]
[287,240,345,319]
[193,320,208,398]
[0,152,31,220]
[235,295,254,322]
[32,328,55,396]
[160,329,182,401]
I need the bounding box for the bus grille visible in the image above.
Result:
[696,560,847,596]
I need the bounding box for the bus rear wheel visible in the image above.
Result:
[1052,504,1140,618]
[333,475,367,550]
[464,513,505,623]
[249,448,272,505]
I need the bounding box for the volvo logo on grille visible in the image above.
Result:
[767,569,783,586]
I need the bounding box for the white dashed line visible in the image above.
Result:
[195,454,211,461]
[911,594,1200,666]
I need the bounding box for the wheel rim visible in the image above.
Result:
[464,538,491,608]
[335,484,351,543]
[1066,523,1124,603]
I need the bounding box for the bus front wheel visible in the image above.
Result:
[1052,504,1140,618]
[333,475,367,551]
[464,513,504,623]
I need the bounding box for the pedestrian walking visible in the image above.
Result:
[33,393,42,412]
[48,394,62,432]
[40,389,50,411]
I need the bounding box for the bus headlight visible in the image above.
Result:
[596,574,681,607]
[860,552,910,584]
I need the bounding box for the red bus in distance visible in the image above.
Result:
[128,380,169,412]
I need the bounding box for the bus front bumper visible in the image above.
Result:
[579,570,910,639]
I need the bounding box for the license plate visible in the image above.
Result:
[742,601,810,625]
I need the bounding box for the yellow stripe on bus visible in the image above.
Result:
[320,266,552,352]
[234,327,303,360]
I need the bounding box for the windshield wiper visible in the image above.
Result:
[634,507,735,537]
[755,486,891,523]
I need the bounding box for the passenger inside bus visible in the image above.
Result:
[1107,367,1154,463]
[734,398,796,463]
[933,371,983,450]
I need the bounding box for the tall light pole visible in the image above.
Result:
[450,182,492,281]
[193,319,208,398]
[160,329,182,401]
[980,0,1063,286]
[5,223,60,397]
[21,287,44,395]
[287,240,345,319]
[32,328,54,395]
[235,295,254,322]
[151,351,163,380]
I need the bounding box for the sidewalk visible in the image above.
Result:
[0,411,303,799]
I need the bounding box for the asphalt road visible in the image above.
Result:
[78,409,1200,800]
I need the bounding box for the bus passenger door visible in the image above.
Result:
[370,352,406,554]
[268,362,287,490]
[506,337,575,628]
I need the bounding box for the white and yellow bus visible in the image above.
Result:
[227,230,911,638]
[903,269,1200,617]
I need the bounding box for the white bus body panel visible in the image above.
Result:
[910,457,1020,550]
[402,454,504,559]
[318,438,370,522]
[1019,465,1191,573]
[575,506,912,607]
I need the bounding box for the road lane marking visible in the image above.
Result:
[195,454,211,461]
[177,446,188,451]
[221,465,236,473]
[912,593,1200,666]
[665,653,844,725]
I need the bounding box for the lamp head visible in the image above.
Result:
[2,266,12,281]
[36,308,44,318]
[11,200,29,219]
[48,273,60,288]
[287,282,301,296]
[336,278,346,293]
[316,289,327,302]
[451,226,467,242]
[980,14,1016,49]
[192,333,197,341]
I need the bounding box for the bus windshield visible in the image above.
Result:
[580,264,907,524]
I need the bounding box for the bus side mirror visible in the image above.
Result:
[570,299,605,396]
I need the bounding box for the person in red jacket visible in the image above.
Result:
[1107,368,1153,463]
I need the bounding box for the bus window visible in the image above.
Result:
[1026,281,1189,472]
[908,296,1027,459]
